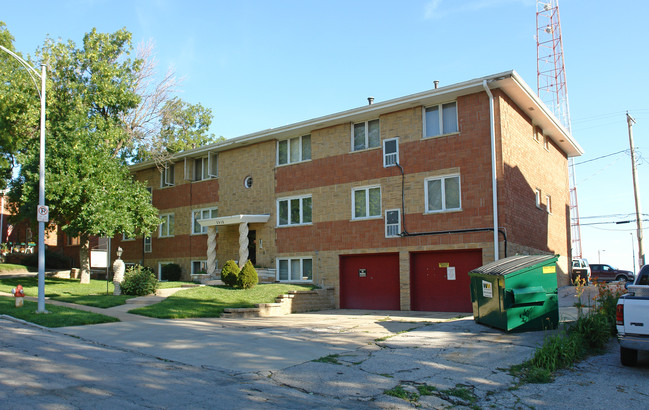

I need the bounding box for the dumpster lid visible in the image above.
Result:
[470,255,557,276]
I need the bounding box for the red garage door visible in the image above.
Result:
[340,253,400,310]
[410,249,483,312]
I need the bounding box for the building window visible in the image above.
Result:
[277,257,313,281]
[278,135,311,165]
[535,189,542,209]
[424,102,458,138]
[122,233,135,241]
[66,235,80,246]
[159,214,175,238]
[161,164,175,187]
[383,138,399,167]
[192,207,218,234]
[533,127,541,142]
[544,135,550,151]
[192,260,210,275]
[352,186,381,220]
[425,175,461,213]
[385,209,401,238]
[244,175,253,189]
[278,195,312,226]
[352,119,380,151]
[546,195,552,214]
[144,236,152,253]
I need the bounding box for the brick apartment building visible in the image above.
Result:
[110,70,582,312]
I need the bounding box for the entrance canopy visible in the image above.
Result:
[197,214,270,227]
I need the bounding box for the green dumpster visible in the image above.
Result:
[469,255,559,332]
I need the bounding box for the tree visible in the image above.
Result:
[117,40,223,165]
[8,27,160,282]
[0,22,39,188]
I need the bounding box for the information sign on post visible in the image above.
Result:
[37,205,49,223]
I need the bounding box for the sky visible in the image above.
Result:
[3,0,649,273]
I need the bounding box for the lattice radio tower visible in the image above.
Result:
[536,0,582,258]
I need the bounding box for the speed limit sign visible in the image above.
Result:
[37,205,49,223]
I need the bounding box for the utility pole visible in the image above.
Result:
[627,112,645,267]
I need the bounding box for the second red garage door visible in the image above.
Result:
[410,249,483,312]
[340,253,400,310]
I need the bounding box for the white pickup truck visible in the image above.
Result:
[616,265,649,366]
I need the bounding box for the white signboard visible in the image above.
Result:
[37,205,49,223]
[447,267,456,280]
[482,280,493,298]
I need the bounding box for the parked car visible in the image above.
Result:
[616,265,649,366]
[589,264,635,282]
[571,258,591,283]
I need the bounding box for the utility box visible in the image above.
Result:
[469,255,559,332]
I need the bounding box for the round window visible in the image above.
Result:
[244,176,253,189]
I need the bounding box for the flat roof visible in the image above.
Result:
[131,70,583,171]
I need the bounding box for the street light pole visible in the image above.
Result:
[37,63,47,313]
[0,45,48,313]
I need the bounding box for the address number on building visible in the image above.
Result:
[37,205,49,223]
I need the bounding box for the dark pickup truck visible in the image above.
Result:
[589,264,635,282]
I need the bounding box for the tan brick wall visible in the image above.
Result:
[119,88,571,296]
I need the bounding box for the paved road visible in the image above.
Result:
[0,284,647,408]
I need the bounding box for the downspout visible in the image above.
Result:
[483,80,499,260]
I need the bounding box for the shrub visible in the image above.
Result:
[570,313,611,350]
[220,260,240,287]
[237,260,258,289]
[9,249,73,269]
[161,263,182,281]
[121,265,158,296]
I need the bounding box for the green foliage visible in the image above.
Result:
[161,263,182,281]
[121,265,158,296]
[513,283,623,385]
[531,331,585,373]
[384,386,419,402]
[220,260,239,287]
[6,27,160,268]
[18,249,73,269]
[312,354,341,365]
[237,260,258,289]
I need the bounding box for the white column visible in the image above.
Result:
[238,222,249,268]
[206,226,217,276]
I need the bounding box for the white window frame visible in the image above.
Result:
[544,135,550,151]
[160,163,175,187]
[277,135,311,166]
[277,195,313,227]
[352,185,382,220]
[533,126,541,142]
[144,236,152,253]
[191,260,211,275]
[208,152,218,177]
[423,102,458,138]
[351,119,380,152]
[122,233,135,242]
[383,137,399,167]
[546,194,552,214]
[385,209,401,238]
[276,257,313,282]
[192,207,218,235]
[159,213,175,238]
[535,189,542,209]
[425,174,462,213]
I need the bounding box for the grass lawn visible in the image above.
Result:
[0,297,119,327]
[130,283,316,319]
[0,276,133,308]
[0,263,34,274]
